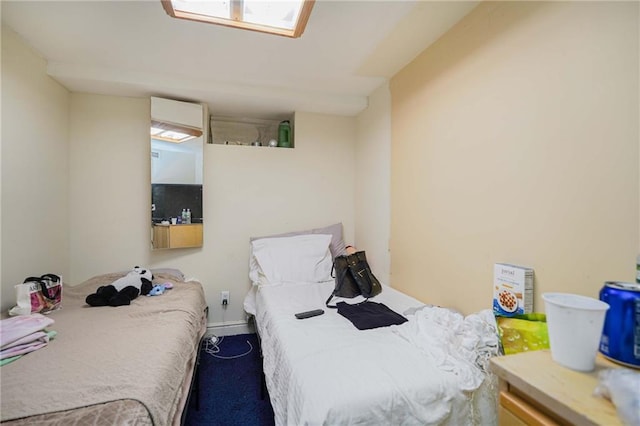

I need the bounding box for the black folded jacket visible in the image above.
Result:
[336,301,408,330]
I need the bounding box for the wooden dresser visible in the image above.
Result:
[490,350,623,426]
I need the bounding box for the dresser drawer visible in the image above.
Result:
[500,390,560,426]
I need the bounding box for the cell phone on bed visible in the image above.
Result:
[295,309,324,319]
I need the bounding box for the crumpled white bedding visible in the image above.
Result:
[251,280,499,426]
[393,306,499,391]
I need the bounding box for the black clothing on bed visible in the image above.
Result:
[336,301,408,330]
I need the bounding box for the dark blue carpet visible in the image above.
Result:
[184,333,275,426]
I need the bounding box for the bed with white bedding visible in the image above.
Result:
[244,229,500,426]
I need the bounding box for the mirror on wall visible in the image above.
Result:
[150,97,205,249]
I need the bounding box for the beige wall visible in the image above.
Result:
[68,95,356,328]
[355,83,391,285]
[1,25,70,312]
[390,1,639,315]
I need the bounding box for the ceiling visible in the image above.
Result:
[1,1,478,118]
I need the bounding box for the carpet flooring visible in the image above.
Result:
[184,333,275,426]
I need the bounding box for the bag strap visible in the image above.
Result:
[325,294,336,308]
[41,273,61,283]
[326,259,351,309]
[324,259,349,309]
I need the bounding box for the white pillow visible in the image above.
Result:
[250,222,346,258]
[250,234,333,285]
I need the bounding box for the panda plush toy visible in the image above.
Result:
[86,266,153,307]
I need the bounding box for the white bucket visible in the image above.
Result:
[542,293,610,372]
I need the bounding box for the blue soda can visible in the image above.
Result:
[599,281,640,368]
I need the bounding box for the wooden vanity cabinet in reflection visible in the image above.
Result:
[153,224,203,249]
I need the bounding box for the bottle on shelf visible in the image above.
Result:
[278,120,291,148]
[186,209,191,224]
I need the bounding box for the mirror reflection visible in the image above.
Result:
[150,97,204,249]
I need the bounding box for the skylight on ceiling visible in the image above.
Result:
[161,0,314,38]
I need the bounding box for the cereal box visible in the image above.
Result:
[493,263,533,317]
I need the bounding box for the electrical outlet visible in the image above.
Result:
[221,291,230,306]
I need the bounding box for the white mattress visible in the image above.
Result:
[250,280,499,426]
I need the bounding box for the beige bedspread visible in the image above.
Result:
[1,272,207,425]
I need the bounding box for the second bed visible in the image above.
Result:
[244,233,500,425]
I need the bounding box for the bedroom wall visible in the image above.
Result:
[1,24,71,313]
[68,95,356,330]
[355,83,391,285]
[389,1,639,315]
